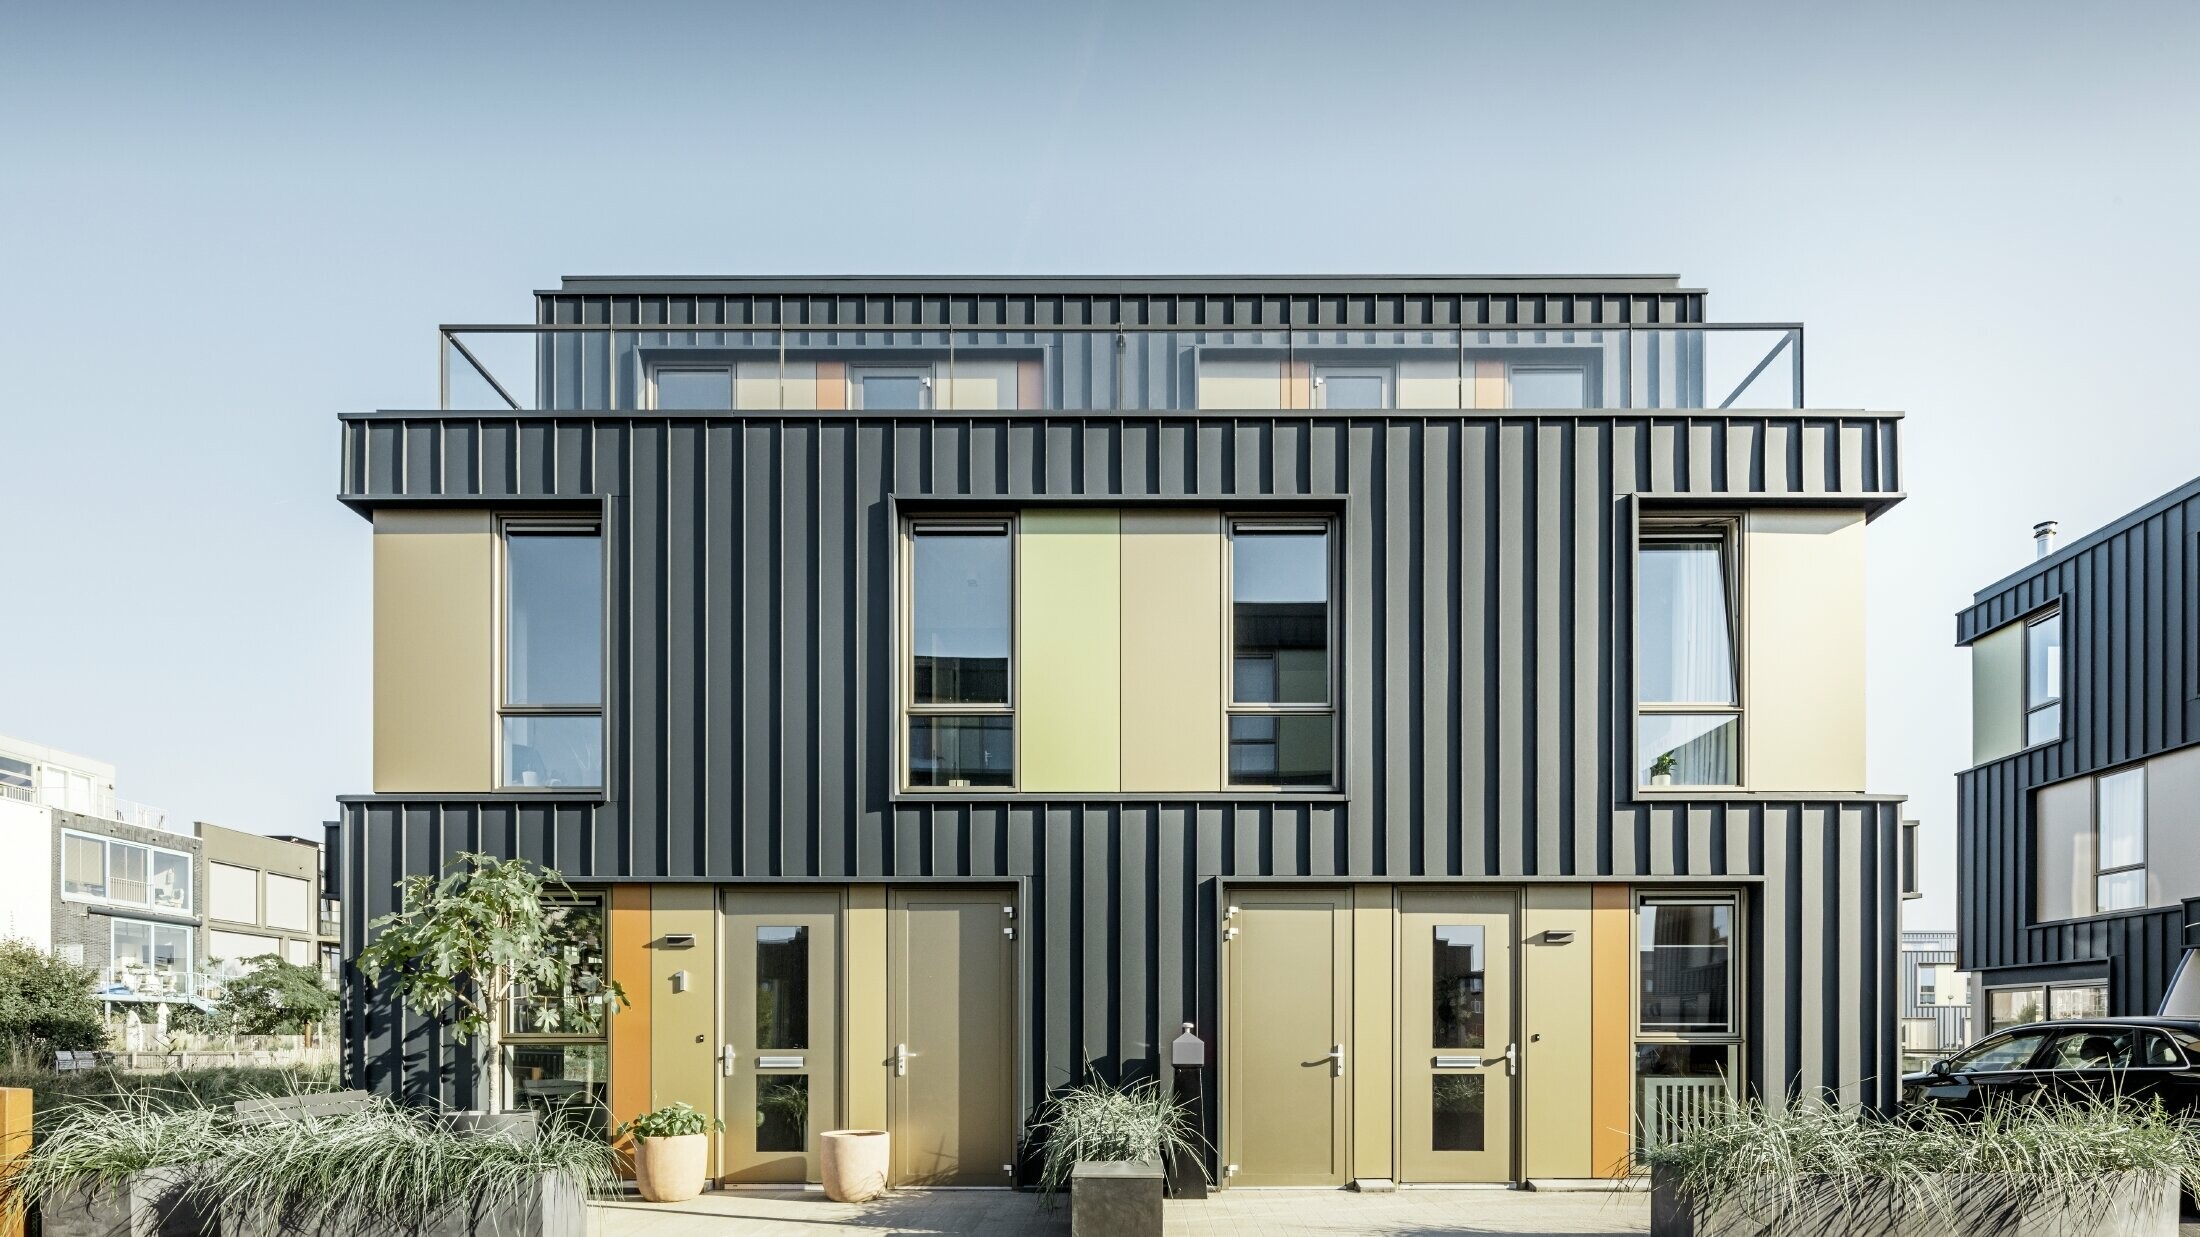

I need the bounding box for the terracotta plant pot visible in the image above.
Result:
[633,1133,710,1203]
[820,1130,890,1203]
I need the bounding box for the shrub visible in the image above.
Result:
[1022,1073,1206,1202]
[0,938,104,1062]
[205,955,336,1036]
[615,1101,722,1140]
[1642,1094,2200,1231]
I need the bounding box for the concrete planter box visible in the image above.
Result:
[1650,1163,2179,1237]
[1070,1159,1162,1237]
[220,1169,585,1237]
[40,1168,211,1237]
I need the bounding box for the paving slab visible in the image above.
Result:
[589,1187,1653,1236]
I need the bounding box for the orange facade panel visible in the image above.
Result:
[607,884,652,1173]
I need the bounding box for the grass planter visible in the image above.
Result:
[1069,1159,1162,1237]
[1651,1164,2179,1237]
[38,1167,211,1237]
[1644,1096,2199,1237]
[218,1170,585,1237]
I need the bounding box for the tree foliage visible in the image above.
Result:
[354,853,625,1110]
[0,938,105,1061]
[206,955,336,1036]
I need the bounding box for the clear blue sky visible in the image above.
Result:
[4,1,2196,931]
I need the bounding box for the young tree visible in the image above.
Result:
[355,853,624,1113]
[213,954,337,1037]
[0,937,105,1061]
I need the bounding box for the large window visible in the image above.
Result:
[111,919,192,985]
[1986,981,2107,1033]
[501,524,604,790]
[209,862,258,923]
[2095,766,2146,912]
[505,895,612,1127]
[61,831,191,912]
[1634,894,1741,1152]
[1227,521,1337,789]
[1637,520,1740,788]
[265,873,312,932]
[904,521,1014,789]
[2025,609,2063,747]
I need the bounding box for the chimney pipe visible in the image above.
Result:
[2034,520,2059,560]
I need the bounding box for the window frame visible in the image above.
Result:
[497,517,607,792]
[1309,365,1395,409]
[60,829,193,913]
[899,515,1018,793]
[2023,607,2064,748]
[109,916,193,978]
[1633,892,1743,1042]
[2092,765,2146,913]
[646,364,736,411]
[1224,515,1342,792]
[502,892,614,1045]
[850,365,935,411]
[1634,514,1745,791]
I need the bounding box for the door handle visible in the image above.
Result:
[719,1045,737,1077]
[1327,1043,1345,1078]
[895,1043,909,1077]
[1503,1042,1518,1076]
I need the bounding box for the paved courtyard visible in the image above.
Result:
[591,1187,1654,1237]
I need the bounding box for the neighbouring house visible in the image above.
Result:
[1958,477,2200,1034]
[0,734,209,1011]
[198,822,337,986]
[333,274,1908,1189]
[1899,930,1972,1058]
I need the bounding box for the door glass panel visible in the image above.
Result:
[1431,1075,1485,1151]
[1432,925,1486,1048]
[756,926,809,1050]
[756,1075,809,1152]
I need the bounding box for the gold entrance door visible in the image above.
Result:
[888,888,1017,1186]
[720,888,841,1183]
[1398,888,1517,1182]
[1224,888,1351,1187]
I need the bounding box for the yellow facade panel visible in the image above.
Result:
[844,884,889,1134]
[1521,886,1593,1179]
[1745,509,1867,791]
[649,885,719,1160]
[1019,509,1122,791]
[372,510,493,792]
[1589,884,1632,1178]
[1350,885,1394,1182]
[1120,509,1225,791]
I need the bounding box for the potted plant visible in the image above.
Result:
[356,853,625,1131]
[1024,1074,1206,1236]
[615,1103,721,1204]
[1650,751,1679,786]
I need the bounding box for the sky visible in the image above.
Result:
[3,0,2197,931]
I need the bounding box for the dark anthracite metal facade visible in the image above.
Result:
[1956,477,2200,1016]
[334,276,1906,1130]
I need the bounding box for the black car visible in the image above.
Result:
[1902,1016,2200,1115]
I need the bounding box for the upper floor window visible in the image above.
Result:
[1312,367,1391,409]
[502,523,604,790]
[2095,766,2145,912]
[652,367,734,410]
[1510,365,1588,409]
[2025,609,2063,746]
[904,521,1014,788]
[1637,519,1740,788]
[1227,521,1337,789]
[209,861,258,923]
[61,830,192,913]
[854,367,932,411]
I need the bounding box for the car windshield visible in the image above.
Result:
[1948,1031,2047,1072]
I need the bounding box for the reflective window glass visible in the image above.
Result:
[1226,714,1334,788]
[654,368,733,410]
[1231,529,1330,705]
[506,532,603,707]
[63,834,105,898]
[1431,1075,1484,1151]
[906,716,1013,788]
[1432,925,1486,1049]
[2027,613,2063,709]
[502,715,604,789]
[757,926,809,1050]
[150,851,190,911]
[910,529,1010,705]
[1951,1030,2048,1072]
[109,843,147,905]
[2098,768,2145,869]
[2050,983,2108,1021]
[1987,987,2045,1032]
[861,375,924,409]
[757,1076,809,1152]
[1638,902,1733,1033]
[1637,714,1739,786]
[1318,373,1387,408]
[507,1042,609,1135]
[1510,366,1587,409]
[508,898,611,1037]
[1638,538,1736,705]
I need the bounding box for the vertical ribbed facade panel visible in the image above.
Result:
[338,408,1904,1123]
[1955,481,2200,1013]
